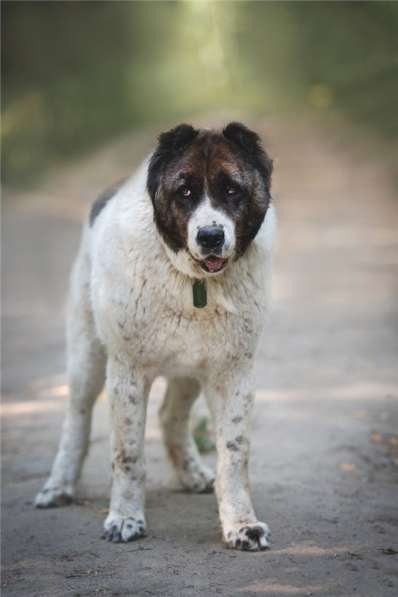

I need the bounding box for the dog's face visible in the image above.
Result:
[147,122,273,277]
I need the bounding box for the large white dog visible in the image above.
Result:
[35,122,276,551]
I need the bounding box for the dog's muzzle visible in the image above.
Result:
[196,225,225,253]
[194,225,228,273]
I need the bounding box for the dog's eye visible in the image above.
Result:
[226,185,240,196]
[180,186,192,198]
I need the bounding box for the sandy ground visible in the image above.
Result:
[2,117,398,597]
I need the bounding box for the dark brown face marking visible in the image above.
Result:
[147,122,273,258]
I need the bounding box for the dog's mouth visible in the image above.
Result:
[197,255,228,274]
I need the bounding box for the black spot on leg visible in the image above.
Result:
[226,441,239,452]
[232,416,243,424]
[115,449,138,472]
[122,455,136,466]
[235,435,244,445]
[245,526,264,542]
[128,394,138,405]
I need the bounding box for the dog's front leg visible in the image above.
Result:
[206,373,270,551]
[103,357,149,543]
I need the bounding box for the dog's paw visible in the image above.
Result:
[178,463,215,494]
[34,484,74,508]
[102,513,146,543]
[224,522,270,551]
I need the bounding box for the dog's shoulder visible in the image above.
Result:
[89,179,126,226]
[88,154,152,230]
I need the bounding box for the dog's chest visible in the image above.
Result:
[95,268,262,375]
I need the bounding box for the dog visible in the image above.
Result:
[35,122,276,551]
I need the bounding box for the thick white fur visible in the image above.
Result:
[35,156,276,551]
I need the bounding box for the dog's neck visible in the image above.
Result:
[158,241,240,316]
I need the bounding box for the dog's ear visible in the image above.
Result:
[158,123,198,152]
[223,122,273,188]
[147,124,199,200]
[223,122,263,156]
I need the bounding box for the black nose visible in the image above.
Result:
[197,226,225,251]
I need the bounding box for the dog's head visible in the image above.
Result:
[147,122,273,277]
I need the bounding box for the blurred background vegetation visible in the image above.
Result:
[2,0,398,187]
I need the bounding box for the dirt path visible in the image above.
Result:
[2,117,398,597]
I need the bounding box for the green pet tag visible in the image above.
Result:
[193,279,207,308]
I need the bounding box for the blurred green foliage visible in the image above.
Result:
[2,1,398,186]
[193,416,215,454]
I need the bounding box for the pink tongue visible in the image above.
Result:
[205,257,224,272]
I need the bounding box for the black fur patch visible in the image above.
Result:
[222,122,273,191]
[147,124,200,251]
[147,124,199,202]
[89,179,125,226]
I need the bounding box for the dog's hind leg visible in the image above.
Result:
[35,242,106,508]
[159,377,215,493]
